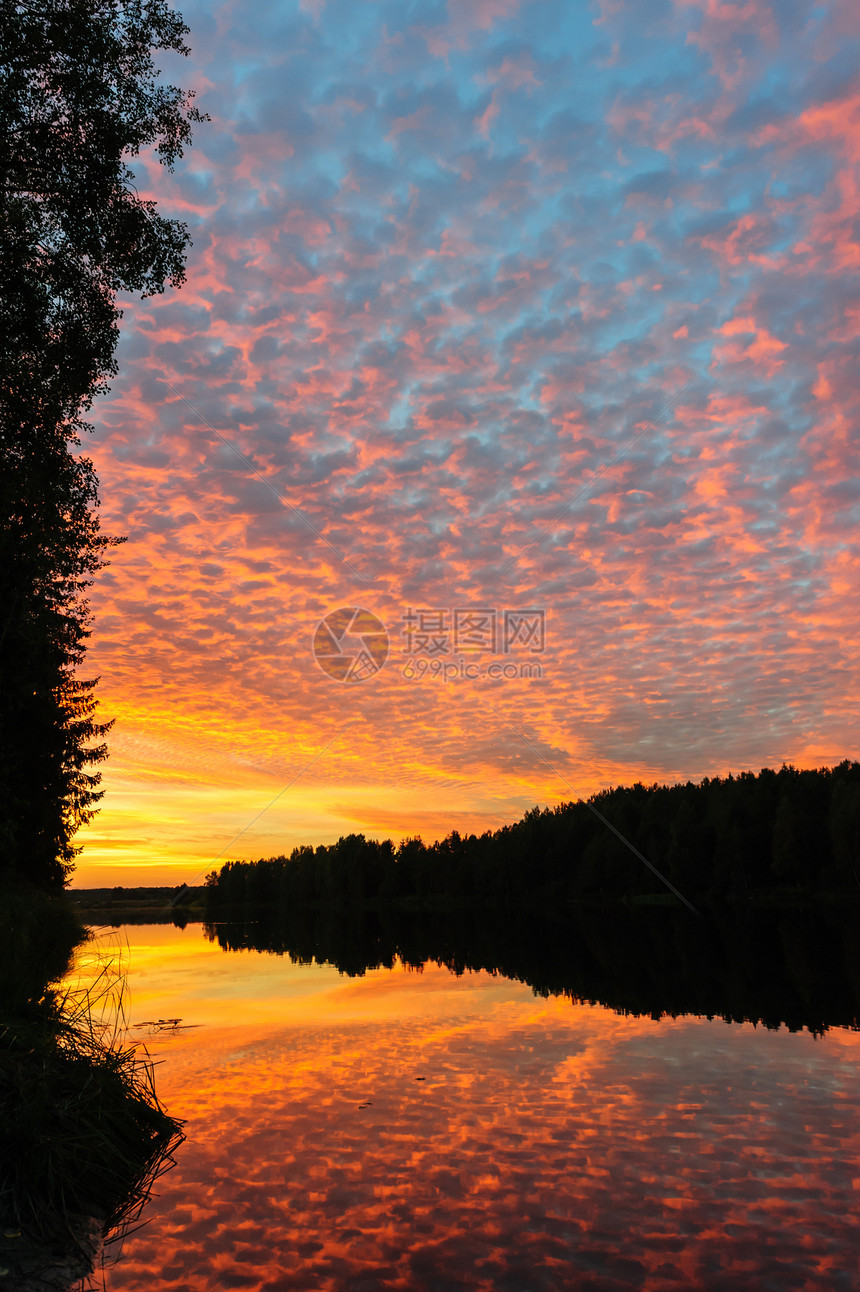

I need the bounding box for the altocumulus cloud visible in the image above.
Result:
[80,0,860,881]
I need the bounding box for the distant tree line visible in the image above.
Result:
[0,1,201,886]
[207,762,860,909]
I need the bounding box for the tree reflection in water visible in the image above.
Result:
[205,900,860,1036]
[101,904,860,1291]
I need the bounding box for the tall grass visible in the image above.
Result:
[0,896,184,1283]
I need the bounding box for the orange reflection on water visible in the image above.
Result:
[96,926,860,1291]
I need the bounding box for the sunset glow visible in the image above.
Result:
[76,0,860,885]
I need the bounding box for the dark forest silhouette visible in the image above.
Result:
[0,0,201,887]
[0,7,198,1279]
[207,761,860,910]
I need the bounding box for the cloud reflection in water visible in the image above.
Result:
[99,926,860,1290]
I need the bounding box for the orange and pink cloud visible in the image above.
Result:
[74,0,860,885]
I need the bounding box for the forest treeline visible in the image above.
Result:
[208,762,860,909]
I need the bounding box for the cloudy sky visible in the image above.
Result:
[76,0,860,885]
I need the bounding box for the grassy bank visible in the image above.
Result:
[0,884,184,1286]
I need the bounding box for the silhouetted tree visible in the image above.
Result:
[828,768,860,889]
[0,0,203,884]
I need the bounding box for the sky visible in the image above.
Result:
[76,0,860,886]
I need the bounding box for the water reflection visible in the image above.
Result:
[98,912,859,1291]
[206,902,860,1035]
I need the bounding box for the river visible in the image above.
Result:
[68,911,860,1290]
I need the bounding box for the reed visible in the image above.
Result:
[0,907,184,1281]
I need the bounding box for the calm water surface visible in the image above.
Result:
[75,922,859,1291]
